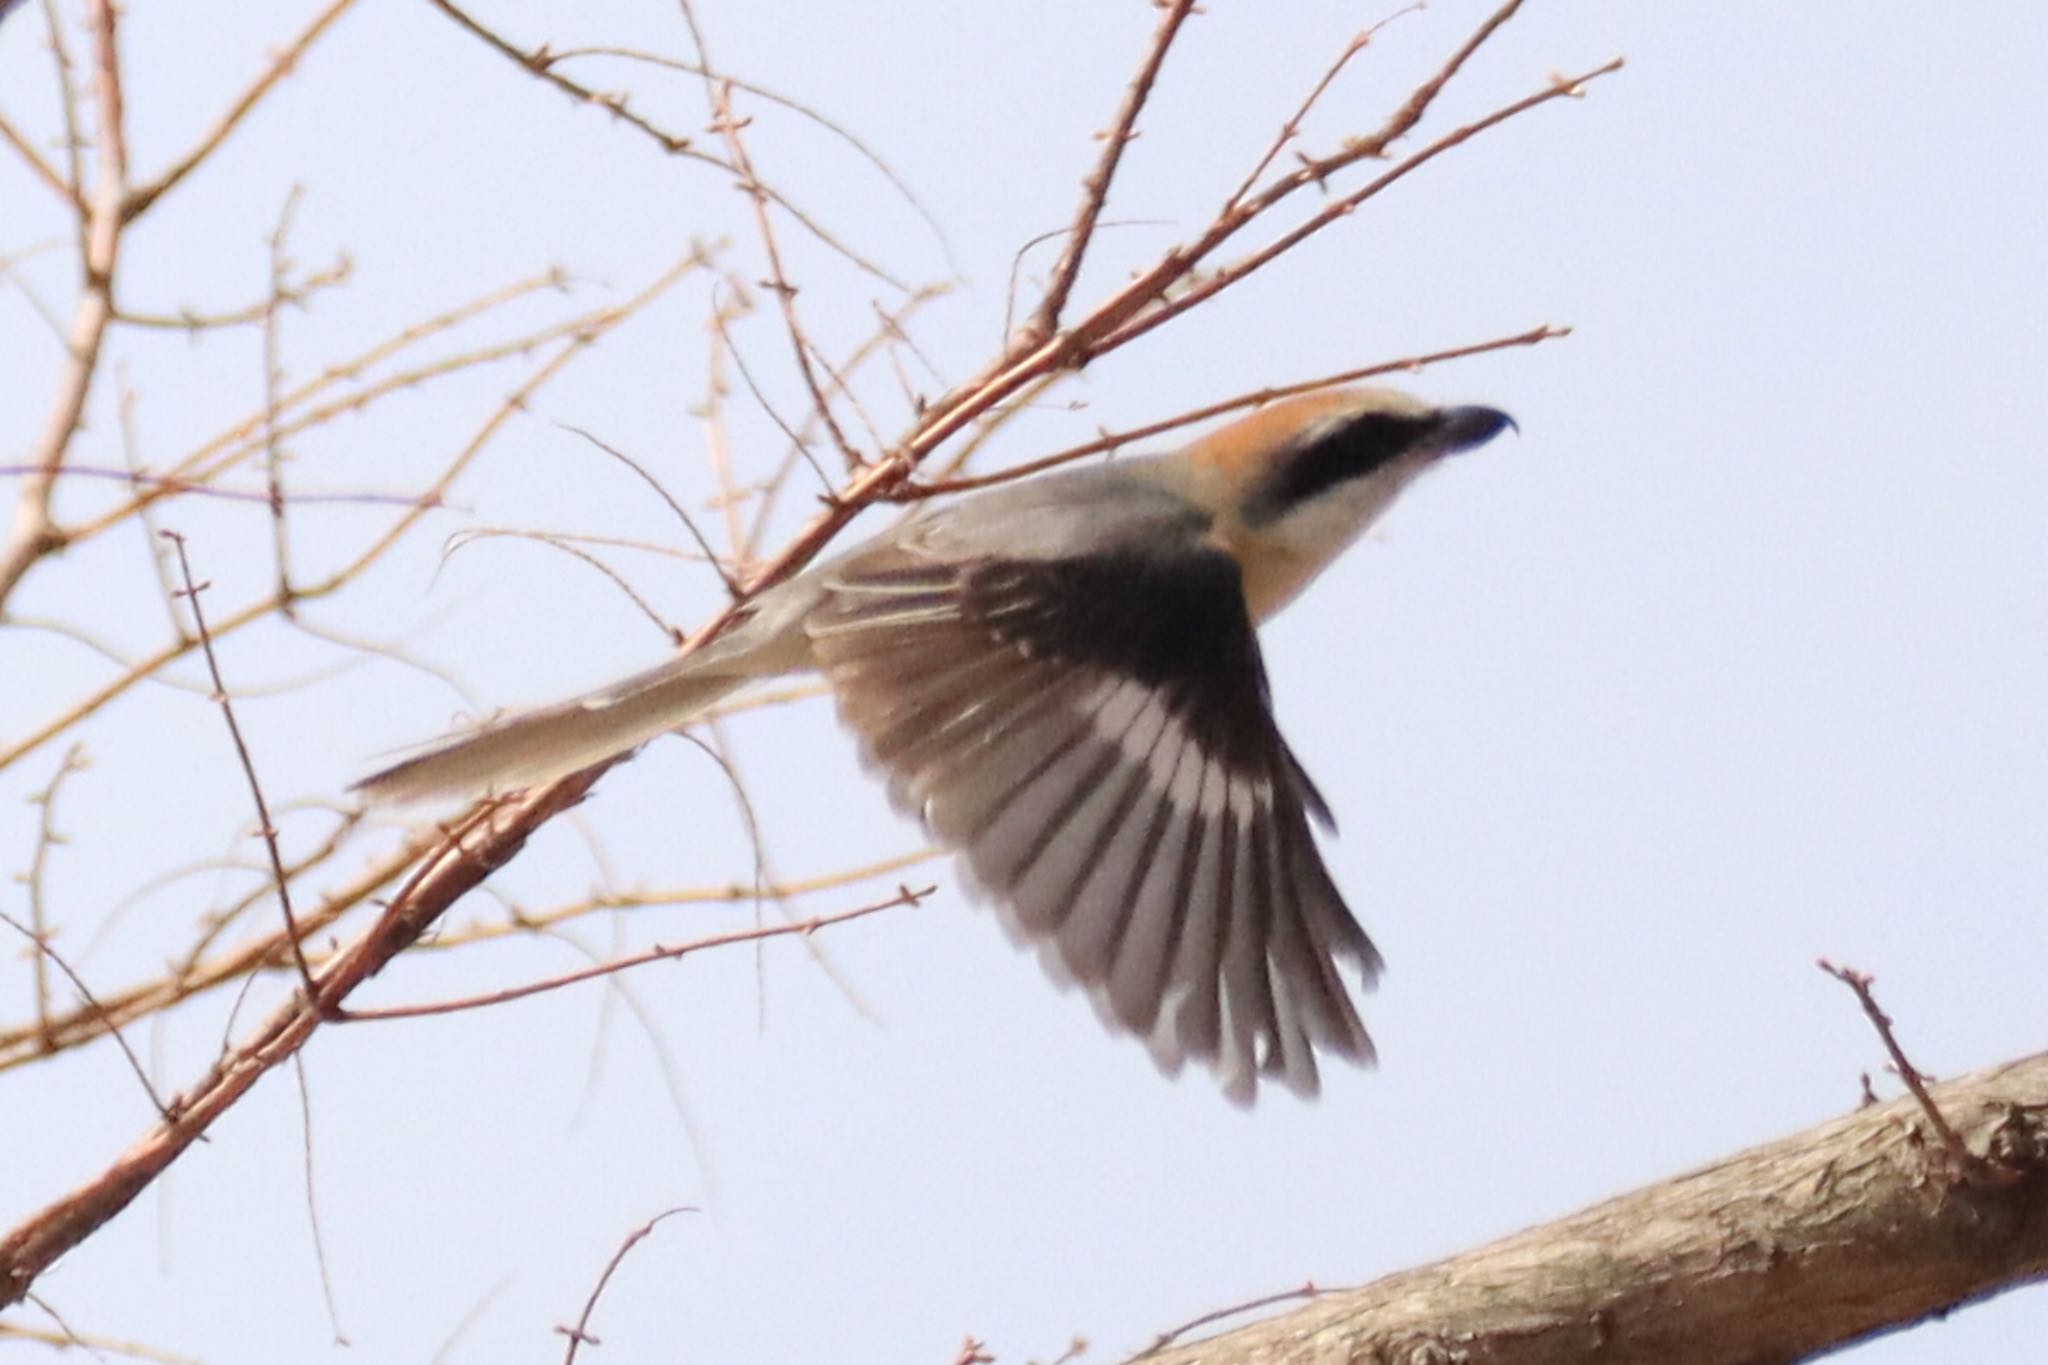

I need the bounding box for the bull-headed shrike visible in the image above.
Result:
[358,387,1515,1102]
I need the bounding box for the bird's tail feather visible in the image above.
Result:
[352,655,749,804]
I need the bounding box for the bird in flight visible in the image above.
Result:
[358,387,1516,1102]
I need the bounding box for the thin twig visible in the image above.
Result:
[714,280,836,505]
[122,0,360,221]
[0,1317,201,1365]
[335,884,927,1022]
[711,80,863,470]
[1816,959,1977,1178]
[1022,0,1198,346]
[1131,1280,1328,1358]
[114,249,352,330]
[555,421,738,596]
[114,372,189,641]
[905,324,1569,498]
[1097,59,1626,355]
[0,110,82,212]
[1221,7,1422,214]
[0,908,172,1119]
[699,287,754,570]
[162,530,320,1002]
[3,252,710,779]
[417,847,934,950]
[291,1053,347,1345]
[62,265,575,546]
[420,0,907,290]
[261,186,304,609]
[557,1208,695,1364]
[0,816,413,1073]
[542,44,955,271]
[38,0,85,234]
[0,772,603,1308]
[0,0,128,610]
[19,744,87,1050]
[446,528,680,645]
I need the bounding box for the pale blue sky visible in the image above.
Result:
[2,2,2043,1361]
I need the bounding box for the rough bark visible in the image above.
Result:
[1146,1052,2048,1364]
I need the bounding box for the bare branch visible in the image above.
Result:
[0,0,129,610]
[122,0,361,221]
[1818,958,1993,1182]
[161,531,320,1000]
[334,884,926,1022]
[0,907,169,1118]
[420,0,907,289]
[16,743,87,1050]
[1096,59,1626,355]
[905,324,1569,498]
[0,109,83,212]
[1140,1054,2048,1364]
[1021,0,1199,346]
[556,1208,695,1363]
[710,80,863,470]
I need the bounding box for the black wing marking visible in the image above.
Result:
[806,534,1381,1102]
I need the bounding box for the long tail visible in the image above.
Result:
[352,654,751,804]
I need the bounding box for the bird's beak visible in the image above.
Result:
[1433,405,1518,453]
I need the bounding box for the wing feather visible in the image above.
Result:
[805,528,1383,1103]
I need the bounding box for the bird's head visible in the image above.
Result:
[1173,386,1517,620]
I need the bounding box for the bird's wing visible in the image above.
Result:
[805,528,1382,1103]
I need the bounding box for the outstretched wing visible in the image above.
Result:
[805,524,1382,1102]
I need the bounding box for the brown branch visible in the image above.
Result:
[161,530,319,999]
[1096,58,1625,355]
[0,908,169,1118]
[17,743,87,1050]
[1021,0,1199,347]
[554,420,737,598]
[1818,957,1984,1181]
[38,0,85,224]
[112,246,351,329]
[121,0,360,221]
[1139,1052,2048,1364]
[60,265,573,547]
[419,0,905,290]
[422,0,705,156]
[0,109,82,212]
[556,1208,695,1363]
[710,80,862,470]
[905,324,1568,498]
[412,847,933,949]
[0,0,127,611]
[0,816,414,1072]
[0,1317,200,1365]
[261,186,302,607]
[540,44,954,265]
[1135,1281,1328,1358]
[0,773,604,1309]
[335,884,925,1022]
[2,251,708,779]
[1219,7,1420,216]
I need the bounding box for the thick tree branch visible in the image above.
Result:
[1143,1052,2048,1363]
